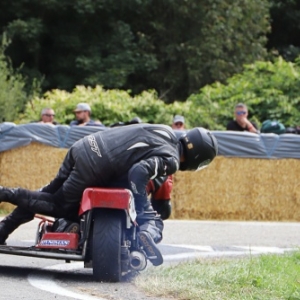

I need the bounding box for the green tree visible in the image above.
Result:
[0,38,40,122]
[0,0,270,102]
[20,85,181,126]
[19,57,300,130]
[268,0,300,61]
[186,56,300,129]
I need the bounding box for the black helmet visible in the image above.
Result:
[179,127,218,171]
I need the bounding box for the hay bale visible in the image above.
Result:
[0,143,67,211]
[171,156,300,221]
[1,143,300,221]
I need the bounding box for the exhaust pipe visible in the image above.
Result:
[129,251,147,271]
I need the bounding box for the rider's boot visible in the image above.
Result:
[0,186,17,203]
[0,207,35,245]
[138,231,163,266]
[0,186,15,244]
[137,201,164,266]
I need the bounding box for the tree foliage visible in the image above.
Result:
[20,57,300,131]
[186,56,300,130]
[20,85,185,126]
[268,0,300,61]
[0,39,40,122]
[0,0,270,102]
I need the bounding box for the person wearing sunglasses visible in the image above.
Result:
[39,108,58,125]
[226,103,258,133]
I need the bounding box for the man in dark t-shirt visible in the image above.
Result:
[226,103,258,133]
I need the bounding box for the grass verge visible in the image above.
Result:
[135,251,300,300]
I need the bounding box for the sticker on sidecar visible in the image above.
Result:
[40,240,70,246]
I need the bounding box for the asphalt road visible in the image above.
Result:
[163,219,300,247]
[0,218,299,300]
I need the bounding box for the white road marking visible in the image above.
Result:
[164,220,300,227]
[28,262,106,300]
[232,246,295,253]
[164,251,250,261]
[164,244,214,251]
[162,244,296,261]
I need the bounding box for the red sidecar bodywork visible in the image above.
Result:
[35,188,136,251]
[0,187,145,283]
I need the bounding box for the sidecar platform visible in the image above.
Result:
[0,244,84,261]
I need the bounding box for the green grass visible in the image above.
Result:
[135,251,300,300]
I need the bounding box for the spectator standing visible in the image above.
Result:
[226,103,258,133]
[38,108,58,125]
[172,115,185,130]
[70,103,104,127]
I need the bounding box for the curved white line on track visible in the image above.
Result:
[28,262,106,300]
[162,244,295,261]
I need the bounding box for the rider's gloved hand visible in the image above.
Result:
[151,199,171,220]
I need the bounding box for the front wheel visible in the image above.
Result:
[92,209,123,282]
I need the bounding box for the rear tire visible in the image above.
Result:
[92,209,123,282]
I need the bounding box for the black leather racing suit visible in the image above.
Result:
[0,124,180,242]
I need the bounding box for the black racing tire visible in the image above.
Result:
[92,209,123,282]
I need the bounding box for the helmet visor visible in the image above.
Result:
[195,159,211,172]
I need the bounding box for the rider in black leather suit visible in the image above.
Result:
[0,123,218,266]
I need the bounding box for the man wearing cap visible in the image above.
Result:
[70,103,104,127]
[172,115,185,130]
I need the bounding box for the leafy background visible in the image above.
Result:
[0,0,300,129]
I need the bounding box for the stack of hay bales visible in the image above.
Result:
[1,143,300,221]
[0,143,67,212]
[172,156,300,220]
